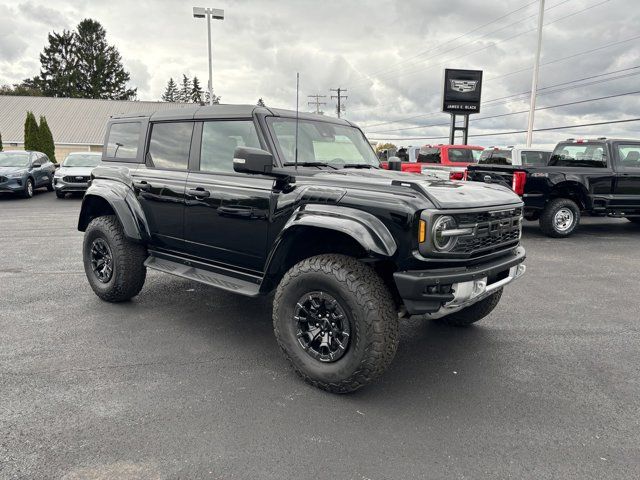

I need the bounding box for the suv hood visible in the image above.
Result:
[316,168,522,209]
[56,166,96,177]
[0,166,28,176]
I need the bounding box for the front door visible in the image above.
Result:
[184,120,273,273]
[613,142,640,208]
[133,121,194,251]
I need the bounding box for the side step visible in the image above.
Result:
[145,255,262,297]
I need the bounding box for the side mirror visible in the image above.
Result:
[31,162,42,168]
[233,147,274,175]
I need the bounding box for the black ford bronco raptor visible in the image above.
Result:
[78,105,526,393]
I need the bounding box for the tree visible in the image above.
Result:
[0,83,43,96]
[161,77,178,102]
[257,98,266,107]
[375,142,397,153]
[205,90,221,105]
[24,112,40,152]
[178,75,192,103]
[190,76,205,103]
[39,116,56,163]
[33,30,78,97]
[74,19,136,99]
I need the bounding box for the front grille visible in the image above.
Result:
[451,207,522,255]
[63,175,90,183]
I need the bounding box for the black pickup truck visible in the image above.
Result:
[77,104,526,393]
[466,138,640,237]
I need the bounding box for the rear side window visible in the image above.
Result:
[106,122,141,159]
[147,122,194,170]
[417,148,441,163]
[521,151,550,166]
[479,149,511,165]
[448,148,479,163]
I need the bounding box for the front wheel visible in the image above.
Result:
[273,254,399,393]
[55,190,65,199]
[83,215,147,302]
[22,178,34,198]
[46,177,55,192]
[539,198,580,237]
[437,288,503,327]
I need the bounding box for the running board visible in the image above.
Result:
[145,256,262,297]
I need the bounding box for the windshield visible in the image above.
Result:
[549,143,606,168]
[63,154,101,167]
[268,118,379,167]
[0,152,30,167]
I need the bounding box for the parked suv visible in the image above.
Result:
[466,138,640,237]
[54,152,102,198]
[78,105,526,392]
[0,150,55,198]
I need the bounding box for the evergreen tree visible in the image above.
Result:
[24,112,40,151]
[257,98,266,107]
[205,90,221,105]
[190,76,204,103]
[39,116,56,163]
[32,30,78,97]
[161,77,178,102]
[178,74,192,103]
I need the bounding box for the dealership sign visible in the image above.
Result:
[442,69,483,114]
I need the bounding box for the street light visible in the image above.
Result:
[192,6,224,106]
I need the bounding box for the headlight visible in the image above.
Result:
[7,171,24,178]
[432,215,458,251]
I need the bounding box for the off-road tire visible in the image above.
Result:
[539,198,580,238]
[273,254,399,393]
[83,215,147,302]
[437,288,503,327]
[22,178,34,198]
[55,190,65,199]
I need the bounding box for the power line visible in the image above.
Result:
[361,64,640,129]
[367,89,640,134]
[330,88,348,118]
[367,118,640,142]
[307,94,327,114]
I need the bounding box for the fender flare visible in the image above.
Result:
[78,179,150,242]
[549,179,591,209]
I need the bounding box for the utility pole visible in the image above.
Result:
[330,88,348,118]
[526,0,545,147]
[307,94,327,114]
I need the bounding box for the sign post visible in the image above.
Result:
[442,69,483,145]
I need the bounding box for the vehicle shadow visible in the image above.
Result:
[0,190,54,201]
[521,218,639,238]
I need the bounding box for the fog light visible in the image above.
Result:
[516,264,526,277]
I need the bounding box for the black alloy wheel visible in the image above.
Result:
[89,237,114,283]
[294,291,351,363]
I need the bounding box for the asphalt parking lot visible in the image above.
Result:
[1,191,639,479]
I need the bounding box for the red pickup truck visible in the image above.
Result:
[381,144,484,179]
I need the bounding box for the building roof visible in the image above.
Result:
[0,96,195,145]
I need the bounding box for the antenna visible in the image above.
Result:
[295,72,299,170]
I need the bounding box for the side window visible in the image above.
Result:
[106,122,141,159]
[417,148,441,164]
[617,145,640,169]
[200,120,261,173]
[147,122,194,170]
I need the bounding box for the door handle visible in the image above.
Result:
[187,187,211,198]
[133,180,151,191]
[218,206,253,217]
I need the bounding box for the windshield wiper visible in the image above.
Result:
[341,164,379,169]
[283,162,338,170]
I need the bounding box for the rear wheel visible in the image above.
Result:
[22,178,34,198]
[437,289,503,327]
[539,198,580,237]
[83,215,147,302]
[273,254,399,393]
[46,176,54,192]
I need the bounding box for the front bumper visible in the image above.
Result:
[54,178,90,192]
[0,179,24,193]
[394,246,526,316]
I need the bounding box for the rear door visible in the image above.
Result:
[132,121,194,251]
[612,142,640,207]
[183,119,274,273]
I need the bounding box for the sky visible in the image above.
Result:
[0,0,639,147]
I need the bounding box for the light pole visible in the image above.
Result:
[526,0,545,147]
[193,6,224,106]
